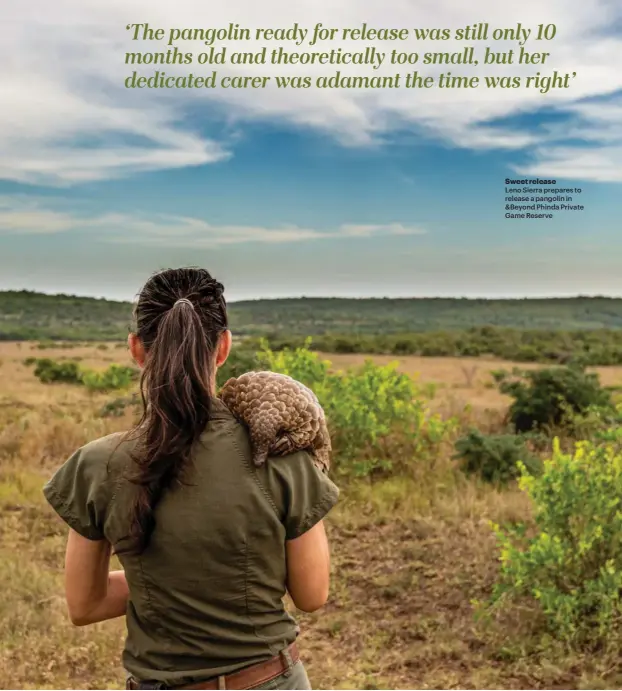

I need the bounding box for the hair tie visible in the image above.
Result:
[173,298,194,308]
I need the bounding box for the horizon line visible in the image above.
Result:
[3,287,622,304]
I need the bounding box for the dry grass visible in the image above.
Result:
[320,352,622,416]
[2,342,622,689]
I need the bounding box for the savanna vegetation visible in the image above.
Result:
[4,291,622,356]
[3,337,622,689]
[5,290,622,366]
[6,291,622,338]
[246,328,622,365]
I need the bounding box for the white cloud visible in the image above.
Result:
[0,197,83,233]
[0,196,426,245]
[340,223,425,237]
[516,145,622,182]
[514,97,622,181]
[1,0,622,184]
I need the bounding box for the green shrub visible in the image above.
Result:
[260,339,331,389]
[494,365,613,433]
[81,364,139,392]
[513,345,542,362]
[30,357,138,392]
[453,429,541,484]
[260,342,456,477]
[33,358,82,384]
[36,340,58,350]
[492,436,622,647]
[216,348,263,388]
[98,395,141,418]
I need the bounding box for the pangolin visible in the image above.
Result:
[218,371,331,473]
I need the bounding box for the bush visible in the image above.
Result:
[260,342,456,477]
[81,364,139,392]
[33,358,82,384]
[494,365,613,433]
[260,339,331,388]
[29,357,138,392]
[492,436,622,647]
[36,340,58,350]
[98,395,141,418]
[453,430,541,484]
[562,401,622,444]
[216,348,263,388]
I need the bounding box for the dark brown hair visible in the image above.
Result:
[118,267,228,556]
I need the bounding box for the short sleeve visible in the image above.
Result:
[265,451,339,540]
[42,441,114,541]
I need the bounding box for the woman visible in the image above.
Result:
[43,267,339,690]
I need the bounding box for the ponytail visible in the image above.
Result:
[118,268,227,556]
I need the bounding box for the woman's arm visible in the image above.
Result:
[64,529,129,626]
[285,520,331,613]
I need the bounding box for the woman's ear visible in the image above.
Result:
[128,333,146,368]
[216,330,232,367]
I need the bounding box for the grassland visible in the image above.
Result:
[4,291,622,341]
[6,291,622,368]
[3,342,622,689]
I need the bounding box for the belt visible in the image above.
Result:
[126,644,299,690]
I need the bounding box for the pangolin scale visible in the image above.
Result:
[218,371,331,473]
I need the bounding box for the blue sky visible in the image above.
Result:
[1,0,621,301]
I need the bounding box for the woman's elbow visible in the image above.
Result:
[69,613,90,626]
[69,612,91,626]
[67,603,94,626]
[291,586,330,613]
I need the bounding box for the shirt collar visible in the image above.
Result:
[210,397,234,421]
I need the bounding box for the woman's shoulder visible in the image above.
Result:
[79,430,136,459]
[71,431,138,476]
[43,431,137,540]
[264,449,320,475]
[257,451,340,540]
[45,431,136,497]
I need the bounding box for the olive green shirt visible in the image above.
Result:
[43,399,339,685]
